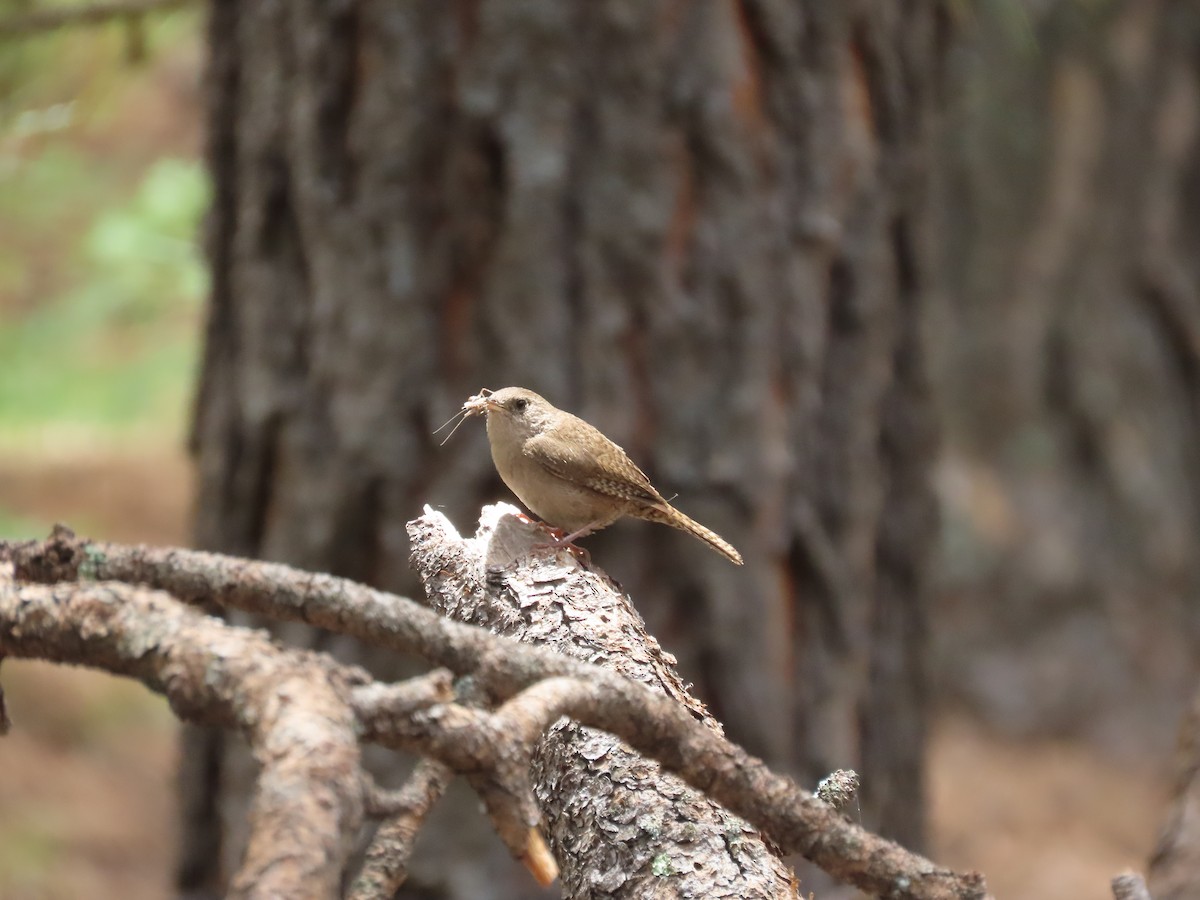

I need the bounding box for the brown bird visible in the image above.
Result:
[462,387,743,564]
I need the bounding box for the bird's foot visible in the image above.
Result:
[529,522,593,565]
[530,540,590,565]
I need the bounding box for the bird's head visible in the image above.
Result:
[463,386,557,441]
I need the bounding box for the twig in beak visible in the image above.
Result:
[434,407,467,435]
[435,409,472,446]
[435,389,494,447]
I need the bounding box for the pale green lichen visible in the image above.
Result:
[637,812,664,837]
[650,853,674,877]
[78,544,107,581]
[723,823,749,857]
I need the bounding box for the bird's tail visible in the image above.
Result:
[638,504,744,565]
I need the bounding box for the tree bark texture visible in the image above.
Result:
[931,1,1200,752]
[191,1,945,895]
[408,506,798,899]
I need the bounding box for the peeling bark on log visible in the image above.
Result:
[404,505,986,899]
[409,504,797,898]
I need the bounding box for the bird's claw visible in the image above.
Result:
[530,523,590,564]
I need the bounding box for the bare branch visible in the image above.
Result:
[350,670,456,720]
[4,524,543,685]
[355,674,560,890]
[0,517,990,900]
[0,0,194,38]
[0,576,363,899]
[0,572,552,895]
[352,761,454,899]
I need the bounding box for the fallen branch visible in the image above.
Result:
[352,760,455,899]
[0,573,550,894]
[0,577,365,898]
[0,511,990,899]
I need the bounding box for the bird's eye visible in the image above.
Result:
[512,398,529,413]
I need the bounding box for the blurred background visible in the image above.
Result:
[1,6,202,899]
[1,2,1195,898]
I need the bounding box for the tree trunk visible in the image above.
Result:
[187,1,944,895]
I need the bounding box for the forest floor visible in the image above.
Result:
[0,449,1169,900]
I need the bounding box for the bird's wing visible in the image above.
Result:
[525,420,665,505]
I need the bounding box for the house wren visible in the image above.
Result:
[462,387,743,565]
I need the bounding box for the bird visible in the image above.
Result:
[460,386,743,564]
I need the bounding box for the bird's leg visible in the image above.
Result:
[514,514,586,559]
[529,520,606,564]
[556,522,602,545]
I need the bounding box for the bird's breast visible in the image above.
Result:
[489,435,621,532]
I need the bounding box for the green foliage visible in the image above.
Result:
[0,506,43,540]
[0,2,200,130]
[0,819,60,886]
[76,157,208,324]
[0,4,205,451]
[0,157,209,444]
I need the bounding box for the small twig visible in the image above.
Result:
[362,777,411,819]
[355,675,559,891]
[522,829,558,888]
[352,761,455,899]
[0,0,194,38]
[350,670,456,722]
[492,676,600,749]
[354,690,546,875]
